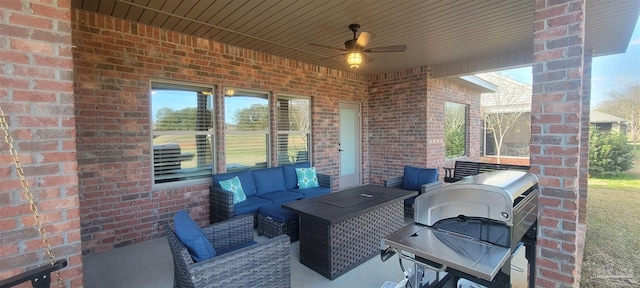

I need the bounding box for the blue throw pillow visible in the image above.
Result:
[212,169,257,197]
[219,176,247,204]
[173,211,216,262]
[401,166,439,191]
[295,167,320,189]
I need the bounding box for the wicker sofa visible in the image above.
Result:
[164,214,291,288]
[210,162,331,223]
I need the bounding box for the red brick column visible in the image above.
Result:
[531,0,586,286]
[0,0,83,286]
[579,50,592,225]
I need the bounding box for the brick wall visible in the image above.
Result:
[72,10,368,254]
[368,68,429,183]
[368,70,483,184]
[435,77,484,169]
[531,0,586,286]
[0,1,83,287]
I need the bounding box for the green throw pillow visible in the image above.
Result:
[295,167,319,189]
[219,176,247,204]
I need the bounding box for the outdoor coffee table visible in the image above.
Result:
[282,185,416,280]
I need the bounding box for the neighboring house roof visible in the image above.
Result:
[590,110,629,124]
[474,74,630,127]
[451,75,497,93]
[475,72,532,113]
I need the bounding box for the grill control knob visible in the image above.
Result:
[500,212,510,219]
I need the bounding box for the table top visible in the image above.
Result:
[282,185,417,224]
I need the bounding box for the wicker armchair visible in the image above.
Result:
[384,178,442,218]
[164,214,291,288]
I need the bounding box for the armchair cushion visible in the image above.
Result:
[213,169,257,197]
[295,167,320,189]
[282,162,311,189]
[401,166,439,191]
[173,211,216,262]
[252,167,287,195]
[218,176,247,204]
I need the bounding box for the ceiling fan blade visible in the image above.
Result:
[363,45,407,53]
[355,31,374,49]
[323,53,348,60]
[309,43,347,51]
[363,54,375,63]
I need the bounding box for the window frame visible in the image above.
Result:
[150,80,216,188]
[276,94,313,166]
[223,88,271,171]
[445,101,468,159]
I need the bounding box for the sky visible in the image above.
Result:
[152,90,265,124]
[499,17,640,107]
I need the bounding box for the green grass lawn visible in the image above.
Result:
[154,133,308,168]
[581,149,640,287]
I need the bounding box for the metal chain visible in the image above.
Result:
[0,105,64,287]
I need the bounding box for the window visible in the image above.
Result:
[484,112,530,157]
[276,96,311,165]
[225,90,269,171]
[445,102,467,158]
[151,82,214,184]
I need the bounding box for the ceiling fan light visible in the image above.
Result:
[346,52,363,69]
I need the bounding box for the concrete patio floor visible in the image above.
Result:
[83,221,533,288]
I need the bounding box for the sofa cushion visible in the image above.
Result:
[289,186,331,198]
[401,166,439,191]
[252,167,287,195]
[234,197,272,216]
[295,167,320,189]
[218,176,247,204]
[213,169,257,197]
[258,191,303,205]
[282,162,311,190]
[173,210,216,262]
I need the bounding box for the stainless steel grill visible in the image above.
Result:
[382,170,538,288]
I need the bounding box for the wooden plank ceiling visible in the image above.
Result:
[71,0,640,76]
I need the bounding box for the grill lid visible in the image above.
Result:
[414,170,538,226]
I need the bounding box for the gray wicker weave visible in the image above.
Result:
[209,173,332,223]
[164,214,291,288]
[384,177,442,218]
[257,213,300,241]
[283,185,416,280]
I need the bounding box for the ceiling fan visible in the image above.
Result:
[309,24,407,69]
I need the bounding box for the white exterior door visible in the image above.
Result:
[339,102,361,188]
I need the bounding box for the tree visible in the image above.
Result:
[597,84,640,149]
[232,104,269,131]
[589,125,633,177]
[155,107,199,131]
[288,100,310,133]
[478,73,531,163]
[445,102,466,158]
